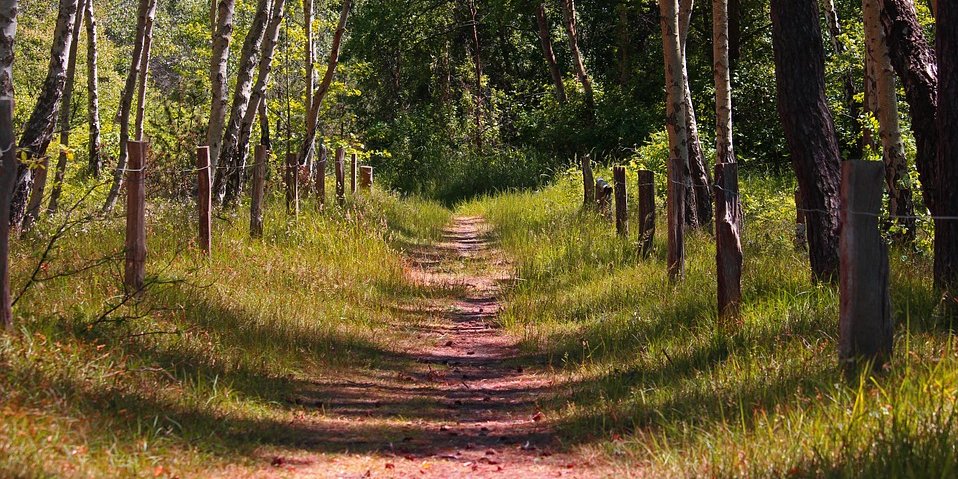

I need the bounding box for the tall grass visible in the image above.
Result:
[0,189,450,477]
[463,173,956,478]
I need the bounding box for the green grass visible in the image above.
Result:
[0,188,450,478]
[462,172,957,478]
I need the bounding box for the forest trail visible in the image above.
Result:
[231,216,610,478]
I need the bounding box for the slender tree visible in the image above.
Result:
[303,0,314,176]
[207,0,236,174]
[934,0,958,297]
[84,0,101,177]
[213,0,271,204]
[864,0,914,240]
[770,0,842,282]
[559,0,594,115]
[43,0,87,216]
[468,0,483,151]
[678,0,712,228]
[134,0,155,140]
[534,4,565,104]
[881,0,938,214]
[0,0,18,329]
[660,0,689,281]
[101,0,155,212]
[9,0,79,229]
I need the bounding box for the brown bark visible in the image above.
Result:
[534,4,565,103]
[660,0,689,282]
[123,141,147,293]
[0,0,17,329]
[101,0,155,212]
[84,0,101,177]
[9,0,79,229]
[560,0,594,115]
[133,0,155,141]
[881,0,938,215]
[935,0,958,297]
[770,0,842,282]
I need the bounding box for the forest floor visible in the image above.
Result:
[218,216,612,478]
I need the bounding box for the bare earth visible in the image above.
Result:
[220,216,614,478]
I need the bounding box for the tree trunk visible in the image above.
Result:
[560,0,594,116]
[678,0,712,228]
[302,0,314,180]
[44,0,87,217]
[213,0,271,204]
[297,0,351,167]
[84,0,101,177]
[9,0,79,229]
[934,0,958,299]
[468,0,483,152]
[534,4,565,104]
[101,0,155,212]
[660,0,689,282]
[863,39,879,152]
[0,0,18,329]
[881,0,938,215]
[207,0,236,173]
[770,0,842,282]
[823,0,863,159]
[864,0,914,240]
[228,0,285,202]
[134,0,155,141]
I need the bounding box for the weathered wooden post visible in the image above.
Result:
[285,152,299,216]
[637,170,655,257]
[595,178,613,215]
[316,144,327,208]
[0,99,17,329]
[839,160,892,371]
[250,145,267,238]
[613,166,628,236]
[581,154,594,207]
[350,152,358,193]
[715,162,743,322]
[124,141,148,293]
[335,147,346,205]
[360,166,373,191]
[667,156,686,281]
[196,146,211,255]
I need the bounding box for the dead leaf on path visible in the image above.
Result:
[532,411,545,422]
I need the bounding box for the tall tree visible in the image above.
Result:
[934,0,958,297]
[134,0,155,140]
[0,0,18,329]
[207,0,236,174]
[881,0,938,215]
[559,0,594,114]
[226,0,286,203]
[297,0,351,167]
[660,0,689,281]
[468,0,483,151]
[213,0,271,204]
[770,0,842,282]
[8,0,79,229]
[44,0,88,217]
[678,0,712,228]
[864,0,914,239]
[534,4,565,104]
[84,0,101,177]
[303,0,314,177]
[101,0,155,212]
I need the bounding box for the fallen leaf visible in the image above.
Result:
[532,411,545,422]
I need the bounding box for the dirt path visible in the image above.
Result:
[234,216,607,478]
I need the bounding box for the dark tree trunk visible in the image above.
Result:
[935,0,958,298]
[534,3,565,104]
[770,0,842,282]
[9,0,79,229]
[881,0,939,214]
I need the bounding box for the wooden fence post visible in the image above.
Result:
[124,141,148,293]
[613,166,628,236]
[196,146,211,255]
[285,152,299,216]
[637,170,655,257]
[0,99,17,329]
[715,162,743,322]
[360,166,373,191]
[316,144,327,208]
[250,145,267,238]
[595,178,612,215]
[581,154,594,207]
[335,147,346,205]
[839,160,892,371]
[350,152,358,193]
[667,156,686,281]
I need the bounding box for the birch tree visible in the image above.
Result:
[207,0,236,174]
[660,0,689,282]
[0,0,18,329]
[678,0,712,228]
[85,0,101,177]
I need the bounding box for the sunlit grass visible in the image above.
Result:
[464,172,957,478]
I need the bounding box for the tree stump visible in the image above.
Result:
[613,166,628,236]
[715,162,743,322]
[581,154,594,207]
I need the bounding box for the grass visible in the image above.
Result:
[0,187,450,478]
[462,171,958,478]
